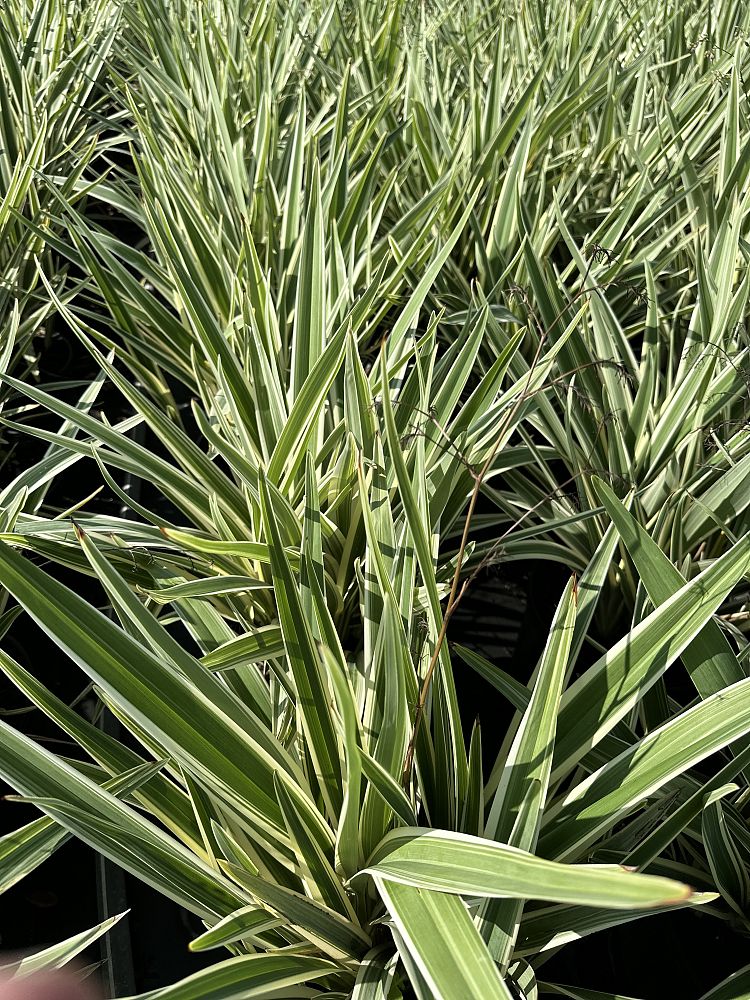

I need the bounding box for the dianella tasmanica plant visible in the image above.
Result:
[0,0,122,436]
[1,1,750,998]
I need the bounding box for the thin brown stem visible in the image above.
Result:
[401,323,550,785]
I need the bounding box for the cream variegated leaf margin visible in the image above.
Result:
[3,0,750,996]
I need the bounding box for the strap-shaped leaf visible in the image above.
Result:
[553,533,750,779]
[3,912,126,977]
[702,793,750,917]
[626,743,750,868]
[0,540,301,848]
[200,626,284,671]
[0,758,170,896]
[0,645,202,851]
[0,719,244,918]
[0,816,68,897]
[267,324,347,491]
[145,576,271,603]
[258,473,343,818]
[699,965,750,1000]
[351,946,399,1000]
[189,906,285,952]
[363,828,691,908]
[119,954,337,1000]
[227,865,371,960]
[480,578,577,962]
[274,773,357,921]
[593,477,745,697]
[292,159,326,398]
[375,876,512,1000]
[542,677,750,860]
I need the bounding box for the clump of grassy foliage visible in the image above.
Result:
[1,1,750,998]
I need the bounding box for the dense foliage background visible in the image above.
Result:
[1,0,750,997]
